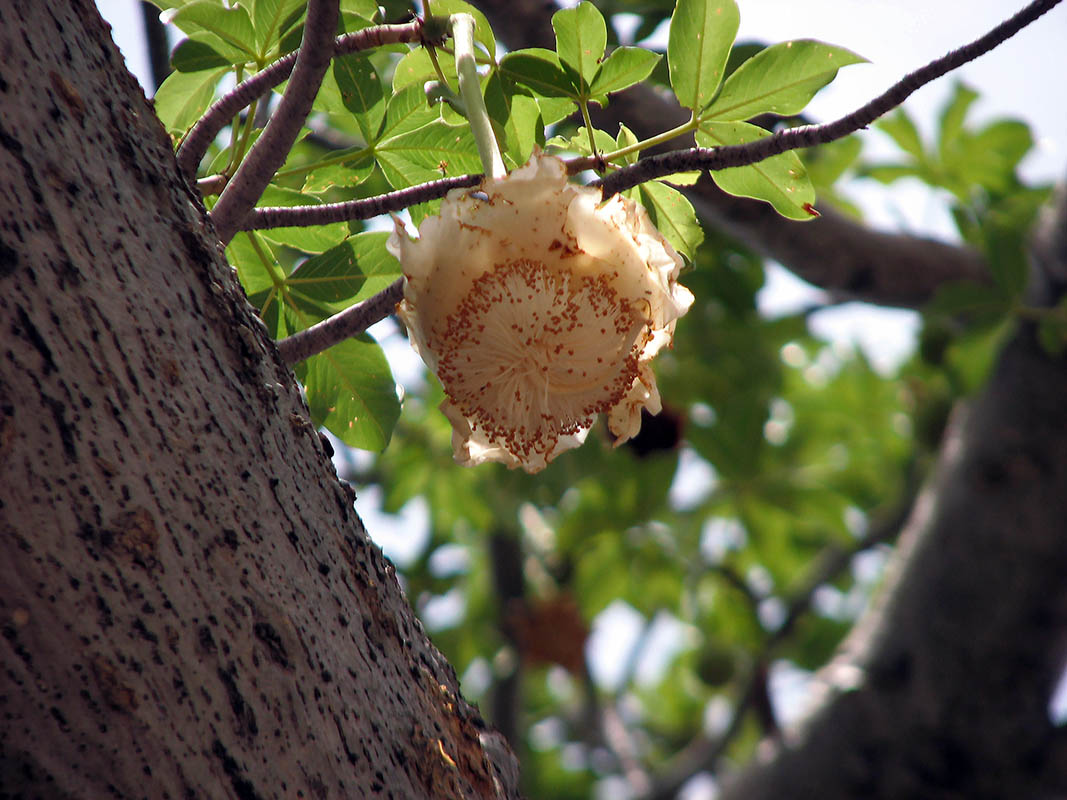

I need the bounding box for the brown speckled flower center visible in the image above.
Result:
[434,258,647,460]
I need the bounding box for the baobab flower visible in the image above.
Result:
[389,153,693,473]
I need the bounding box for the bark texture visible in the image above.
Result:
[0,2,517,798]
[474,1,1067,797]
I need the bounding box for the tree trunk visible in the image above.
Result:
[0,2,517,797]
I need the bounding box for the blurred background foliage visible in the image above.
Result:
[139,0,1052,794]
[336,74,1045,800]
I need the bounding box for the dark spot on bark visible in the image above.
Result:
[318,562,330,576]
[132,617,159,645]
[317,431,334,457]
[179,228,214,272]
[0,239,17,277]
[96,595,114,628]
[40,393,76,460]
[49,706,70,732]
[218,663,258,737]
[252,622,291,670]
[335,716,359,765]
[198,625,216,655]
[0,128,22,153]
[14,306,56,375]
[211,739,265,800]
[222,528,238,550]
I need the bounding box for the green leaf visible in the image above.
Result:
[876,110,925,160]
[485,73,542,167]
[286,232,399,309]
[938,82,979,159]
[552,2,607,91]
[250,0,304,54]
[499,50,579,99]
[166,1,257,59]
[170,37,235,71]
[331,54,385,143]
[703,40,866,120]
[668,0,740,112]
[634,180,704,261]
[256,185,350,253]
[697,121,816,219]
[227,231,278,296]
[304,335,401,451]
[153,67,227,135]
[377,120,484,188]
[302,148,375,193]
[392,46,455,92]
[379,84,441,140]
[589,47,662,96]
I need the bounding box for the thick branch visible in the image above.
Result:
[210,0,339,244]
[175,20,423,179]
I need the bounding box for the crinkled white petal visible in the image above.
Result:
[389,152,693,473]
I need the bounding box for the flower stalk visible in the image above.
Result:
[451,13,505,179]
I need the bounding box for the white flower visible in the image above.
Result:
[388,153,694,473]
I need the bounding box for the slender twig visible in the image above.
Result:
[595,0,1062,197]
[210,0,339,245]
[175,21,425,179]
[262,0,1058,362]
[244,174,482,230]
[276,278,404,364]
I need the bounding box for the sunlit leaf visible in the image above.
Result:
[668,0,740,112]
[552,2,607,91]
[697,121,816,219]
[703,40,866,120]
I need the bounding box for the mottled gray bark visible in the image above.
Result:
[0,2,517,798]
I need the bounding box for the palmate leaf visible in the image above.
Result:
[703,40,866,120]
[667,0,740,112]
[697,121,816,220]
[304,336,401,451]
[164,1,257,60]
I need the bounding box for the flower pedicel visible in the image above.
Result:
[389,152,693,473]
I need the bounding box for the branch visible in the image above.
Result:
[210,0,339,245]
[593,0,1062,196]
[244,173,482,230]
[257,0,1058,360]
[276,278,403,365]
[175,21,424,180]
